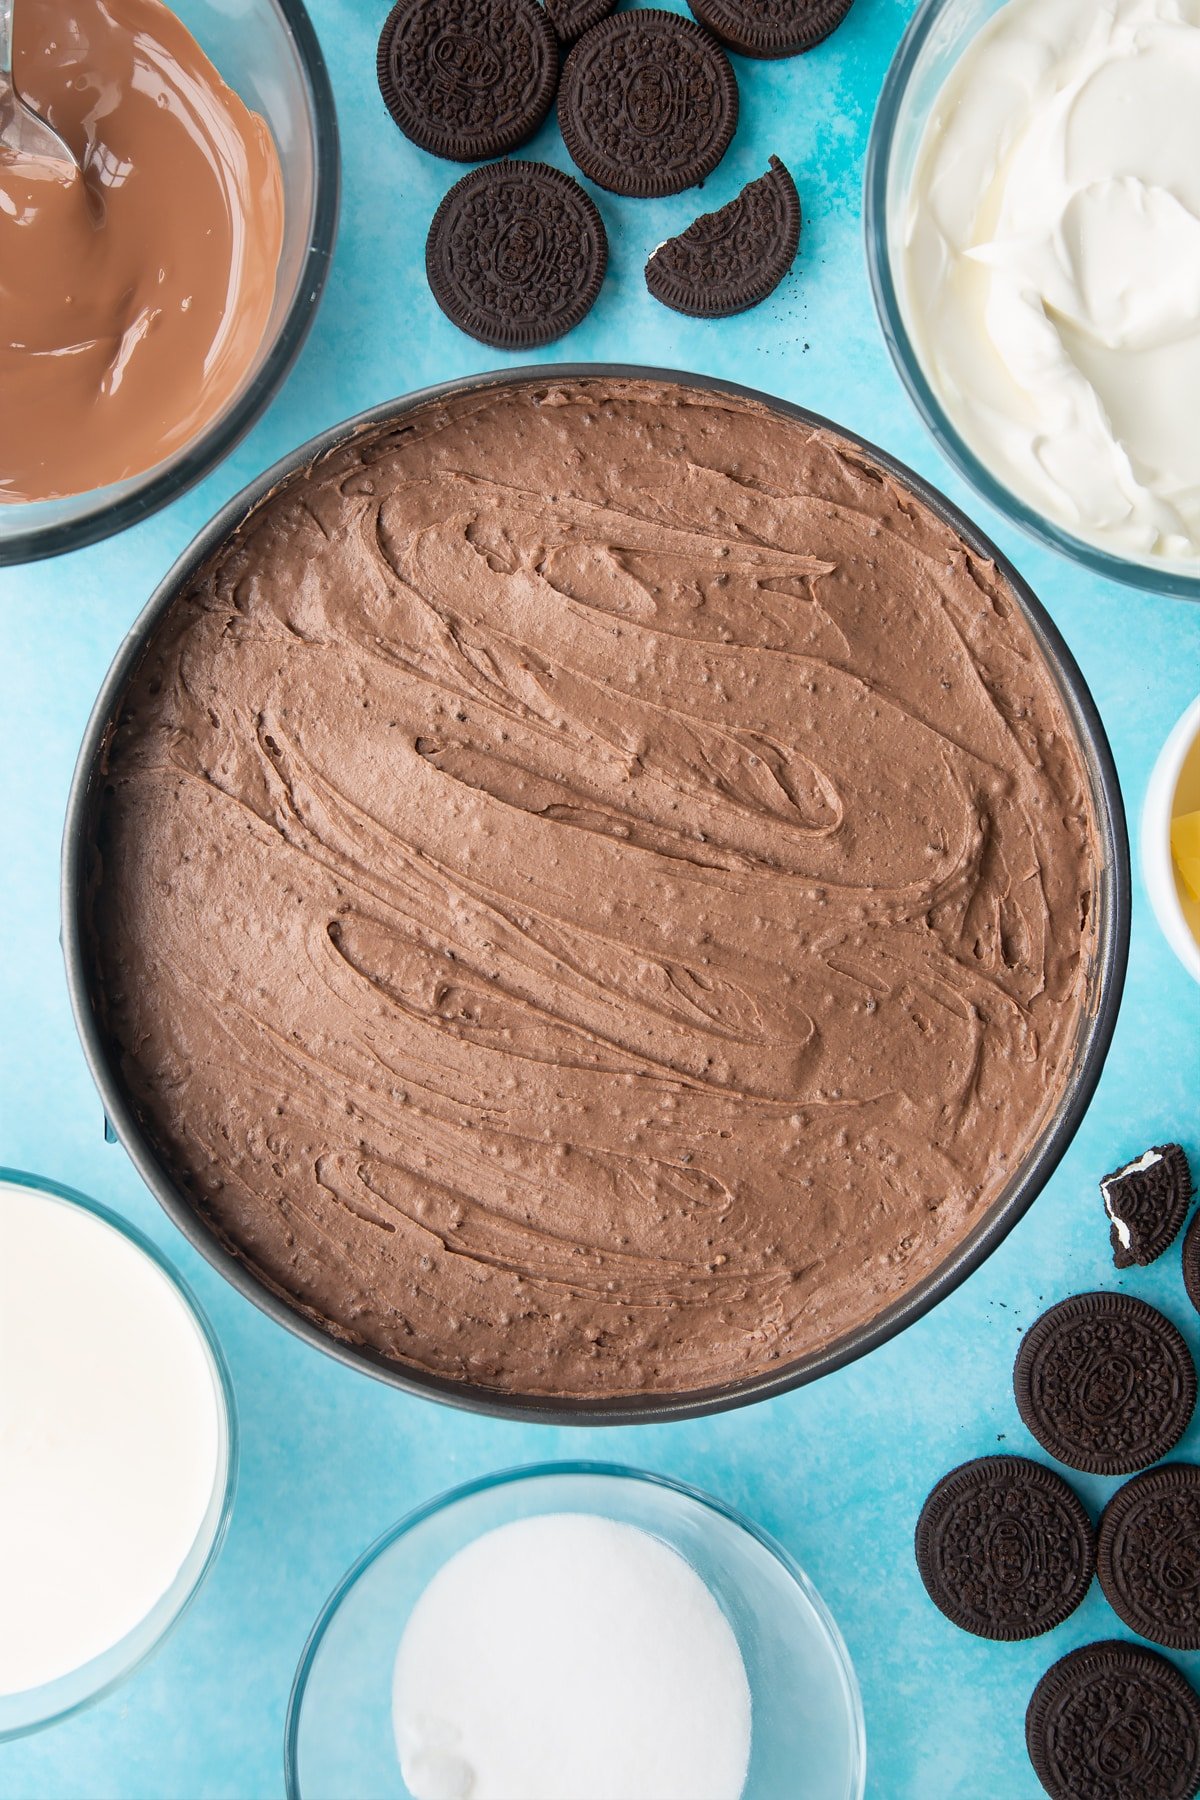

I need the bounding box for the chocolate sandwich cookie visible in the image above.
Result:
[543,0,615,44]
[686,0,855,58]
[1025,1640,1200,1800]
[644,156,800,317]
[377,0,558,162]
[914,1457,1094,1641]
[1014,1293,1197,1475]
[1097,1465,1200,1652]
[426,161,607,348]
[1185,1210,1200,1316]
[1101,1143,1195,1268]
[558,11,738,198]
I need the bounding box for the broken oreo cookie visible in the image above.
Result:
[377,0,558,162]
[1026,1640,1200,1800]
[915,1456,1094,1641]
[644,156,800,316]
[1101,1143,1195,1268]
[687,0,855,58]
[426,160,607,348]
[1097,1464,1200,1652]
[1014,1292,1196,1475]
[558,10,738,198]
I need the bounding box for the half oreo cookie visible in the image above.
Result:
[644,156,801,316]
[687,0,856,57]
[915,1456,1094,1641]
[558,10,738,198]
[1026,1641,1200,1800]
[1097,1465,1200,1652]
[1101,1143,1195,1268]
[426,160,607,348]
[377,0,558,162]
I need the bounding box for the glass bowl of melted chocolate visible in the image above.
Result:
[0,0,338,565]
[64,368,1130,1422]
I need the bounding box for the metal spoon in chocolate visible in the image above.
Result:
[0,0,78,172]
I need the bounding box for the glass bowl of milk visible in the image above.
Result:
[865,0,1200,598]
[286,1462,866,1800]
[0,1171,237,1737]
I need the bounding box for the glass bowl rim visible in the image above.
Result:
[0,0,341,569]
[863,0,1200,602]
[60,362,1131,1427]
[283,1458,867,1800]
[1141,692,1200,983]
[0,1165,239,1740]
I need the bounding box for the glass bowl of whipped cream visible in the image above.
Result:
[0,0,339,566]
[286,1463,866,1800]
[866,0,1200,598]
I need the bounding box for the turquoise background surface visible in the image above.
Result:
[1,0,1198,1794]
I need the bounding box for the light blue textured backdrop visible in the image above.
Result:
[1,1,1197,1795]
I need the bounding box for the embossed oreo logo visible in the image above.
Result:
[1153,1521,1200,1595]
[431,32,501,90]
[622,65,686,138]
[1076,1346,1137,1418]
[491,213,547,285]
[1094,1707,1156,1779]
[983,1515,1034,1589]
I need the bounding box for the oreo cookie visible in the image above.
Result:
[543,0,615,44]
[1101,1143,1195,1268]
[1097,1465,1200,1652]
[1025,1640,1200,1800]
[426,161,607,348]
[644,156,800,317]
[686,0,855,58]
[914,1456,1094,1641]
[377,0,558,162]
[1185,1209,1200,1317]
[558,11,739,198]
[1014,1292,1196,1475]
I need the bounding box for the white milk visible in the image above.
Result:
[0,1181,222,1694]
[392,1512,752,1800]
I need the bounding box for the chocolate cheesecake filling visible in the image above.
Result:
[87,378,1101,1399]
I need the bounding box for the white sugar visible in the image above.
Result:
[392,1512,752,1800]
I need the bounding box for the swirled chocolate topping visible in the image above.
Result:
[89,378,1101,1400]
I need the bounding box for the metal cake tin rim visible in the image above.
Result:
[60,362,1131,1426]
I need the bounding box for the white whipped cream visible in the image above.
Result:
[901,0,1200,563]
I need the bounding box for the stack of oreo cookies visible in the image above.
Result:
[375,0,850,346]
[915,1143,1200,1800]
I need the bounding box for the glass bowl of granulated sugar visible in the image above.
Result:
[286,1462,865,1800]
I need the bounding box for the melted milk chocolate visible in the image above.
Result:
[0,0,283,503]
[90,379,1102,1400]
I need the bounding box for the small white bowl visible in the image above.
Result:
[1142,696,1200,984]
